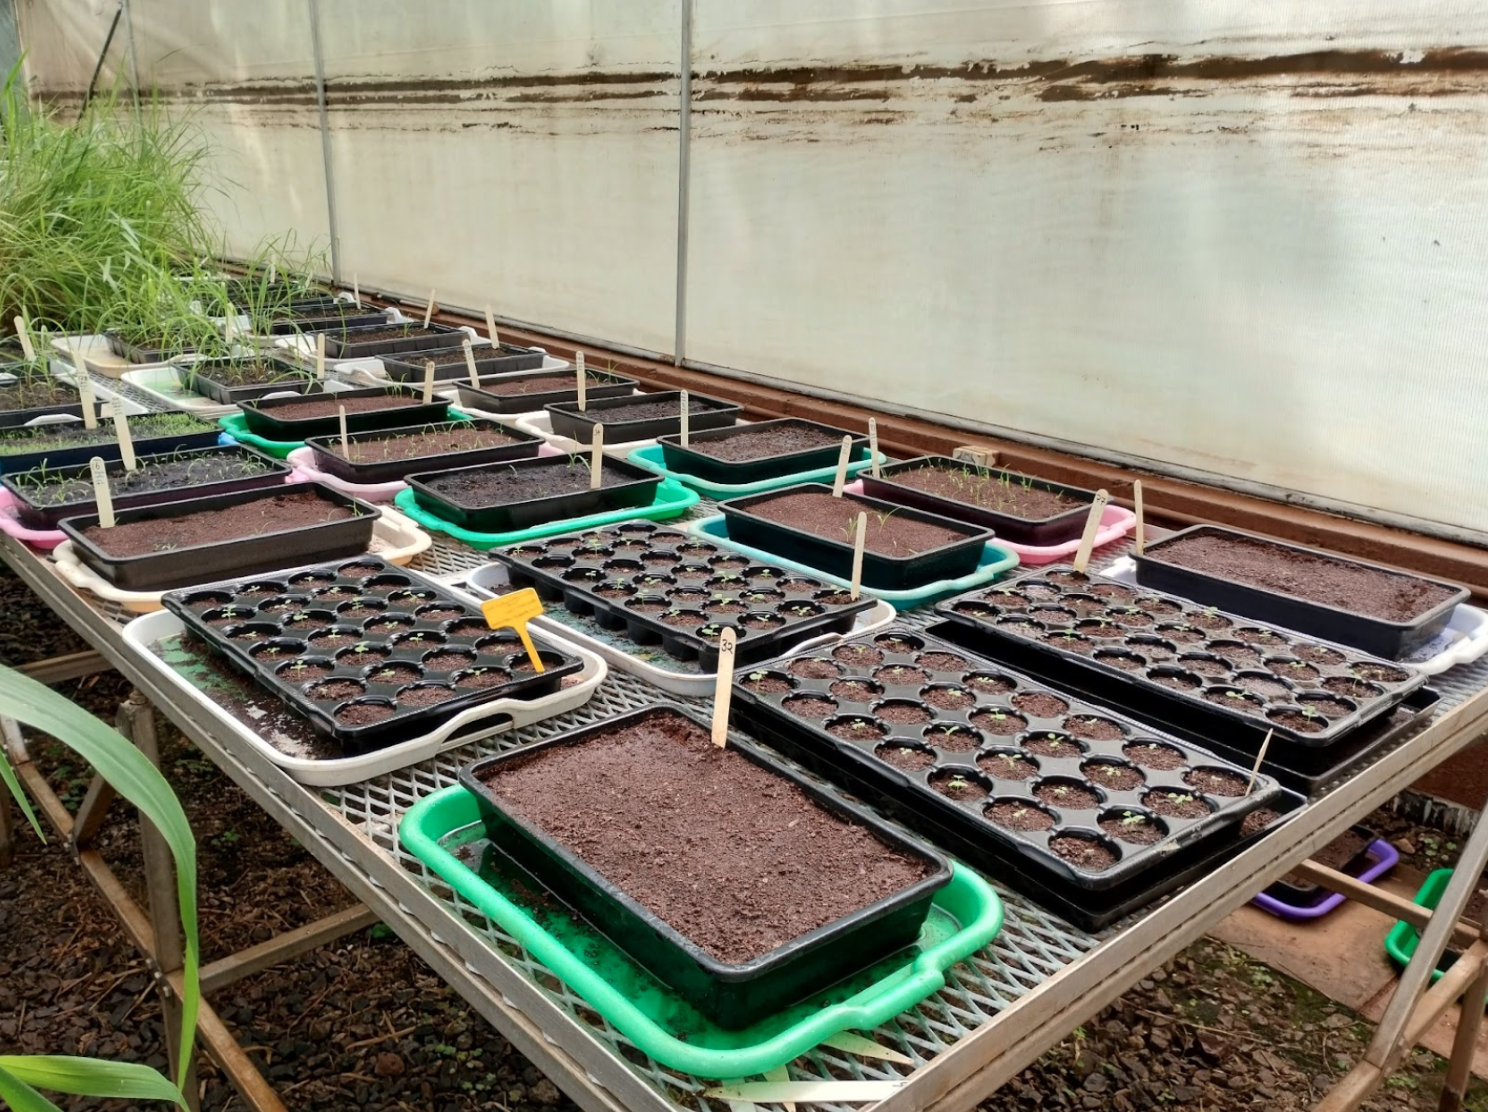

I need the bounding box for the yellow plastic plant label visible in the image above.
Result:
[481,589,546,673]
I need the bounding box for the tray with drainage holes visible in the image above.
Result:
[491,520,877,671]
[729,626,1284,894]
[161,555,585,751]
[932,565,1427,748]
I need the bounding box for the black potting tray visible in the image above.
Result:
[457,703,951,1028]
[405,453,662,533]
[304,416,543,486]
[719,483,993,591]
[173,357,316,405]
[455,369,637,415]
[1134,525,1471,661]
[4,444,290,529]
[933,565,1427,747]
[321,322,468,360]
[1262,825,1378,905]
[104,332,206,365]
[731,626,1283,898]
[380,343,545,382]
[60,483,379,592]
[164,556,583,751]
[239,386,452,441]
[0,377,105,429]
[545,389,741,443]
[264,309,389,336]
[0,416,221,475]
[859,456,1098,546]
[657,419,868,485]
[493,520,877,670]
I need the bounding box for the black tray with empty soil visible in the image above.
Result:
[1134,525,1470,661]
[545,389,741,443]
[305,417,543,485]
[720,483,993,591]
[493,519,876,670]
[732,626,1283,908]
[405,453,661,533]
[173,356,316,405]
[859,456,1098,546]
[658,418,868,485]
[4,444,289,529]
[60,483,379,592]
[380,342,545,382]
[164,555,583,751]
[933,565,1427,748]
[0,373,105,429]
[455,369,637,415]
[321,322,469,360]
[239,386,451,441]
[457,703,950,1028]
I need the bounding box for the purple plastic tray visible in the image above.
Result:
[1251,838,1399,921]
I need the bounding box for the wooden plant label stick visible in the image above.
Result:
[831,435,853,497]
[711,626,737,748]
[12,316,33,361]
[89,458,115,528]
[69,345,97,430]
[422,288,437,328]
[480,589,547,674]
[115,407,136,471]
[589,424,604,489]
[267,262,276,285]
[315,332,326,380]
[338,405,349,454]
[679,390,690,446]
[462,339,479,388]
[868,418,880,477]
[1133,479,1146,555]
[1070,489,1111,573]
[1246,729,1274,796]
[850,512,867,601]
[351,273,361,307]
[575,351,587,411]
[422,359,436,403]
[484,305,498,345]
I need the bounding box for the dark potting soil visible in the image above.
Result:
[1272,659,1321,681]
[1269,710,1328,734]
[834,643,883,667]
[1323,675,1379,699]
[336,703,395,726]
[0,414,212,455]
[966,672,1016,694]
[1184,768,1249,796]
[745,491,971,557]
[987,802,1056,833]
[1149,532,1460,623]
[1049,835,1117,871]
[1298,643,1348,666]
[570,396,723,422]
[368,664,422,685]
[1182,656,1230,678]
[191,361,306,387]
[1085,762,1145,792]
[307,679,364,701]
[683,423,843,462]
[876,702,931,725]
[1147,791,1211,820]
[827,718,886,742]
[78,491,357,557]
[1151,671,1201,692]
[887,464,1079,519]
[788,658,842,680]
[419,460,632,505]
[456,668,511,689]
[1095,651,1145,671]
[471,370,600,394]
[1214,643,1262,666]
[1064,715,1124,741]
[923,686,974,711]
[925,725,980,751]
[931,774,987,802]
[1204,689,1262,712]
[970,710,1025,735]
[1101,813,1164,845]
[342,326,448,344]
[278,661,332,682]
[398,344,528,367]
[1012,691,1068,718]
[918,651,970,672]
[0,380,79,411]
[878,745,936,772]
[875,664,928,686]
[1240,809,1282,838]
[255,395,427,421]
[785,695,838,719]
[398,685,457,708]
[742,673,793,695]
[829,679,880,701]
[14,451,277,506]
[1237,674,1292,700]
[978,752,1038,780]
[1124,742,1186,771]
[482,710,934,964]
[1353,661,1412,683]
[1281,829,1371,887]
[332,425,523,463]
[1036,781,1101,810]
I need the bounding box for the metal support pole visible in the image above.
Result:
[307,0,341,282]
[671,0,692,365]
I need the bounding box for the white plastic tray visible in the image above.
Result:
[509,410,750,456]
[1099,555,1488,677]
[460,562,897,697]
[122,605,608,786]
[49,502,432,613]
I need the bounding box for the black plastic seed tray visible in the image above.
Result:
[104,333,202,365]
[172,357,316,405]
[545,389,741,443]
[731,626,1283,897]
[163,555,584,751]
[492,520,878,670]
[933,565,1427,748]
[380,343,545,382]
[264,309,389,335]
[657,419,868,485]
[0,377,105,429]
[454,369,637,415]
[305,416,543,486]
[1134,525,1471,661]
[321,322,468,360]
[239,386,452,441]
[405,454,662,533]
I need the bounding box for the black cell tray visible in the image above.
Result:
[457,703,951,1028]
[60,482,379,592]
[658,419,868,485]
[239,386,452,441]
[730,626,1283,899]
[305,416,543,486]
[404,453,662,533]
[1134,525,1471,661]
[491,520,877,670]
[934,565,1426,747]
[859,455,1098,546]
[0,419,220,475]
[163,555,583,751]
[3,444,290,529]
[454,369,636,415]
[720,483,993,591]
[380,343,545,382]
[173,357,316,405]
[545,389,741,443]
[321,322,468,360]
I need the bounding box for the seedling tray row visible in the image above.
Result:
[380,343,545,382]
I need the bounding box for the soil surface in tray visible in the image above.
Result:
[395,345,527,366]
[888,464,1079,519]
[1280,828,1371,887]
[747,491,970,556]
[256,394,428,421]
[78,491,356,556]
[1149,532,1460,623]
[14,451,277,505]
[330,425,523,463]
[475,372,609,395]
[419,460,634,504]
[567,396,723,422]
[0,379,80,411]
[340,326,448,343]
[480,709,933,964]
[0,414,211,454]
[191,361,307,387]
[683,423,843,462]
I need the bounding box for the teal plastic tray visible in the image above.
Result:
[400,785,1002,1078]
[687,514,1020,609]
[221,407,472,460]
[625,443,885,497]
[393,477,700,551]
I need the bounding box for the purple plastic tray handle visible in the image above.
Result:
[1251,839,1400,921]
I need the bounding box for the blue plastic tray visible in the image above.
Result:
[626,443,885,497]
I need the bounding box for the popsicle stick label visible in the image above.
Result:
[90,458,115,528]
[589,424,604,489]
[1246,729,1274,795]
[351,273,361,307]
[711,626,737,748]
[338,405,349,453]
[12,316,34,361]
[115,408,136,471]
[1133,479,1146,555]
[575,351,587,411]
[850,512,867,601]
[422,288,437,328]
[831,435,853,497]
[484,305,498,345]
[1070,489,1111,573]
[868,418,880,477]
[315,332,326,380]
[679,390,690,446]
[462,339,480,388]
[480,589,546,674]
[422,359,436,403]
[70,347,97,430]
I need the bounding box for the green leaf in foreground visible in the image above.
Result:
[0,1058,186,1108]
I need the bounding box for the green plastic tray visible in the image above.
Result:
[687,514,1020,610]
[392,477,700,551]
[1385,868,1464,985]
[399,785,1002,1078]
[625,443,886,497]
[220,407,472,459]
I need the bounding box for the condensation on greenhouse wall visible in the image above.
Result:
[14,1,1488,537]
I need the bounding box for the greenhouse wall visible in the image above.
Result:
[16,1,1488,538]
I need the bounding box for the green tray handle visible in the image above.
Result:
[219,406,470,460]
[1384,867,1453,982]
[399,785,1003,1079]
[625,443,887,497]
